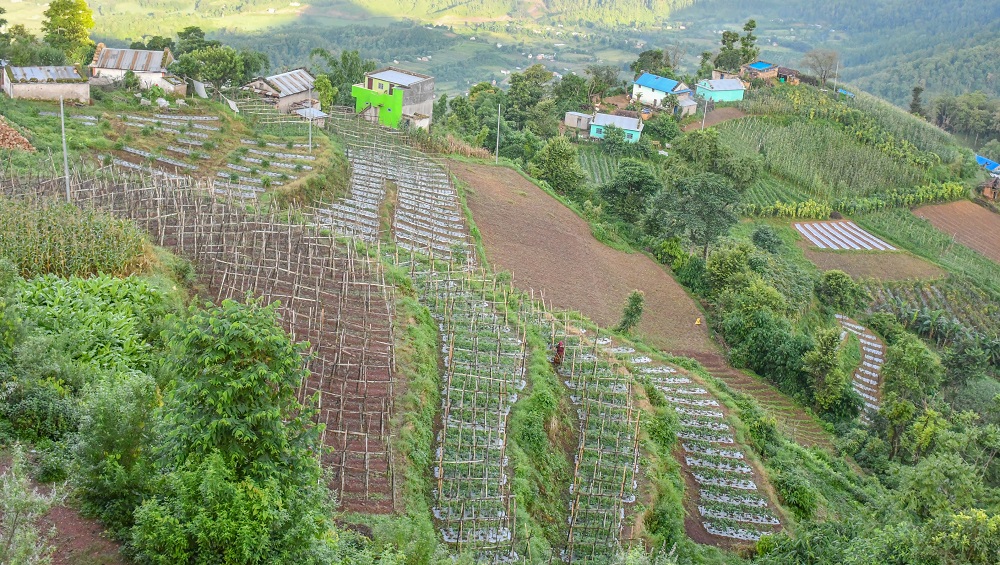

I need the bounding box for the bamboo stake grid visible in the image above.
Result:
[540,316,641,563]
[0,167,399,514]
[402,255,522,563]
[319,110,477,265]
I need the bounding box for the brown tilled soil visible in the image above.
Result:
[452,160,833,449]
[683,107,747,131]
[915,200,1000,263]
[0,115,35,151]
[798,241,944,280]
[452,160,713,354]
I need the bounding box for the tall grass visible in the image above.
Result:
[0,197,149,277]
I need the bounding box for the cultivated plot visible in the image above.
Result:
[836,315,885,424]
[794,220,896,251]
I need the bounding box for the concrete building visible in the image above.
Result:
[695,79,746,102]
[740,60,778,81]
[631,72,692,107]
[590,113,643,142]
[1,64,90,103]
[242,69,316,113]
[89,44,186,95]
[564,111,592,131]
[352,67,434,129]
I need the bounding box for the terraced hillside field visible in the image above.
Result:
[452,160,833,449]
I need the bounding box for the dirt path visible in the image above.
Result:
[915,200,1000,263]
[0,455,123,565]
[683,107,747,132]
[452,160,833,449]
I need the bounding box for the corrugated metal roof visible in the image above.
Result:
[565,111,591,118]
[295,108,329,120]
[634,73,690,94]
[266,69,314,97]
[9,66,84,83]
[593,113,642,131]
[977,155,1000,172]
[368,68,428,87]
[699,79,745,91]
[677,98,698,107]
[93,48,167,72]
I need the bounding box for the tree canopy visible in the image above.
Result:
[40,0,94,62]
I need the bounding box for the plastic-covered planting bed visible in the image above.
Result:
[154,113,218,121]
[165,145,212,159]
[686,456,753,474]
[699,486,768,508]
[107,157,186,180]
[241,138,311,149]
[247,147,317,161]
[682,441,744,459]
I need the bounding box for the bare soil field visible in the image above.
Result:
[683,107,747,131]
[452,160,833,449]
[798,242,944,280]
[452,160,714,355]
[915,200,1000,263]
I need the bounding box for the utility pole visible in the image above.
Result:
[833,58,840,95]
[60,95,70,202]
[701,97,709,130]
[308,85,313,153]
[495,102,501,164]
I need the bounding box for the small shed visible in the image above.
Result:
[776,67,800,85]
[696,79,746,102]
[243,69,316,113]
[1,64,90,103]
[295,107,329,128]
[590,113,643,143]
[564,111,592,130]
[676,97,698,117]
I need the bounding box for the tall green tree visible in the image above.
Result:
[600,158,661,222]
[586,64,618,103]
[657,172,739,258]
[553,73,589,113]
[529,136,585,195]
[801,49,839,87]
[615,290,645,334]
[309,48,377,106]
[40,0,94,62]
[175,26,219,55]
[170,46,267,90]
[802,327,849,413]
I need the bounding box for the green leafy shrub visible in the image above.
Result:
[76,370,158,536]
[773,470,818,519]
[816,270,870,312]
[615,290,645,334]
[751,225,783,253]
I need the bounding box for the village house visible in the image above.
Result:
[632,72,693,108]
[590,113,643,143]
[696,79,746,102]
[352,67,435,129]
[242,69,317,114]
[740,60,778,81]
[564,111,592,131]
[1,63,90,103]
[89,44,186,95]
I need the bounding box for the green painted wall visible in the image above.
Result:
[352,83,404,128]
[589,123,642,142]
[695,83,745,102]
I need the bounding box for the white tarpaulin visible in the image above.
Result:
[192,79,208,99]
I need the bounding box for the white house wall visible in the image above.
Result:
[8,82,90,103]
[632,84,668,106]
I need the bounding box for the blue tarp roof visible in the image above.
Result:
[749,61,774,70]
[634,73,690,94]
[837,88,855,98]
[977,155,1000,171]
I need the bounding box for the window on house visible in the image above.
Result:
[378,83,384,90]
[595,127,603,134]
[626,133,634,139]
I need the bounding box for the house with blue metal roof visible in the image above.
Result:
[632,72,693,110]
[740,60,777,81]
